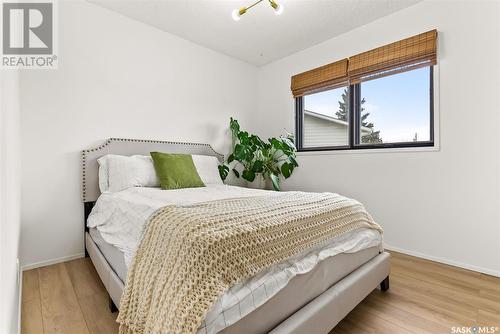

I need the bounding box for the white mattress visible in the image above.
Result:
[87,185,382,334]
[89,228,128,282]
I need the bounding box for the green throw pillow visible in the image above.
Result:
[150,152,205,190]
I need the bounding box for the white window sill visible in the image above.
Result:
[296,145,440,156]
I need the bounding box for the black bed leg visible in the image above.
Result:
[109,295,118,313]
[84,248,89,258]
[380,276,390,291]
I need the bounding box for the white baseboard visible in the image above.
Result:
[22,253,85,271]
[384,244,500,278]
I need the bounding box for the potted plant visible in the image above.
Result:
[218,118,298,191]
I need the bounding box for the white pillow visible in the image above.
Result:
[98,154,160,193]
[97,153,222,193]
[97,155,110,193]
[192,155,223,185]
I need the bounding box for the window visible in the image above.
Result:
[302,86,349,148]
[292,30,437,152]
[295,66,434,151]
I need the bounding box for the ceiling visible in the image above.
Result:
[90,0,420,66]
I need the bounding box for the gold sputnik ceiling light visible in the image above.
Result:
[232,0,284,21]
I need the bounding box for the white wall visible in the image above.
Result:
[0,69,21,333]
[20,0,500,277]
[20,1,258,268]
[256,1,500,275]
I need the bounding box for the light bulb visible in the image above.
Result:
[274,3,284,15]
[232,9,241,21]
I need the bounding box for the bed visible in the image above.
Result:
[82,138,390,334]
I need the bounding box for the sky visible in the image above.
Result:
[304,67,431,143]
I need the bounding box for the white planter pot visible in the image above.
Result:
[246,174,272,190]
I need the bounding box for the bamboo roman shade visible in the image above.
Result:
[291,59,348,97]
[349,30,437,83]
[291,30,437,96]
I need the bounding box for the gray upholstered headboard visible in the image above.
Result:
[81,138,224,203]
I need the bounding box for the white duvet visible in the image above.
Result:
[87,185,382,334]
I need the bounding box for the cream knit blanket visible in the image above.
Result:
[117,191,382,334]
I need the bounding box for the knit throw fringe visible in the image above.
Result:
[117,191,382,334]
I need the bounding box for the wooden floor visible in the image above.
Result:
[22,251,500,334]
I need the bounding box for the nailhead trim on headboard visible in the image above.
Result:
[81,138,224,202]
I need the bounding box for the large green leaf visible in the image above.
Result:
[270,138,283,151]
[281,136,296,151]
[229,117,240,134]
[250,135,265,148]
[281,162,292,178]
[233,144,247,161]
[218,164,229,181]
[242,169,256,182]
[227,153,235,163]
[252,160,264,173]
[239,134,250,147]
[261,147,269,158]
[289,156,299,167]
[269,173,280,191]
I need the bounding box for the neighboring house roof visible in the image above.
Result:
[304,110,372,133]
